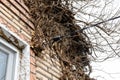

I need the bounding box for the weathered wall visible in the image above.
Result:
[35,49,61,80]
[0,0,61,80]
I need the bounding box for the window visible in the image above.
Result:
[0,37,18,80]
[0,23,30,80]
[0,50,8,80]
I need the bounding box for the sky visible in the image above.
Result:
[90,0,120,80]
[91,57,120,80]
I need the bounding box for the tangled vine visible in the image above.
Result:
[24,0,94,80]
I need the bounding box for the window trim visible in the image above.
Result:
[0,38,19,80]
[0,23,30,80]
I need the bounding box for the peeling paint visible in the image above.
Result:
[0,26,25,51]
[0,23,30,80]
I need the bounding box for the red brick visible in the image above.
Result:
[30,64,36,74]
[30,73,36,80]
[30,56,36,65]
[30,50,35,57]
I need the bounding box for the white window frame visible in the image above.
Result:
[0,37,19,80]
[0,23,30,80]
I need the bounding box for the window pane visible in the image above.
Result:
[0,50,8,80]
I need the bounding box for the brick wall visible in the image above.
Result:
[0,0,61,80]
[36,50,61,80]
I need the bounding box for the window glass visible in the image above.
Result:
[0,50,8,80]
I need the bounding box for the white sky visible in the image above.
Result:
[91,57,120,80]
[90,0,120,80]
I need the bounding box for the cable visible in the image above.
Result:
[51,15,120,42]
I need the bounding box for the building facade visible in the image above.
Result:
[0,0,61,80]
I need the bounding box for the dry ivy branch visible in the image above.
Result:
[23,0,120,80]
[23,0,92,80]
